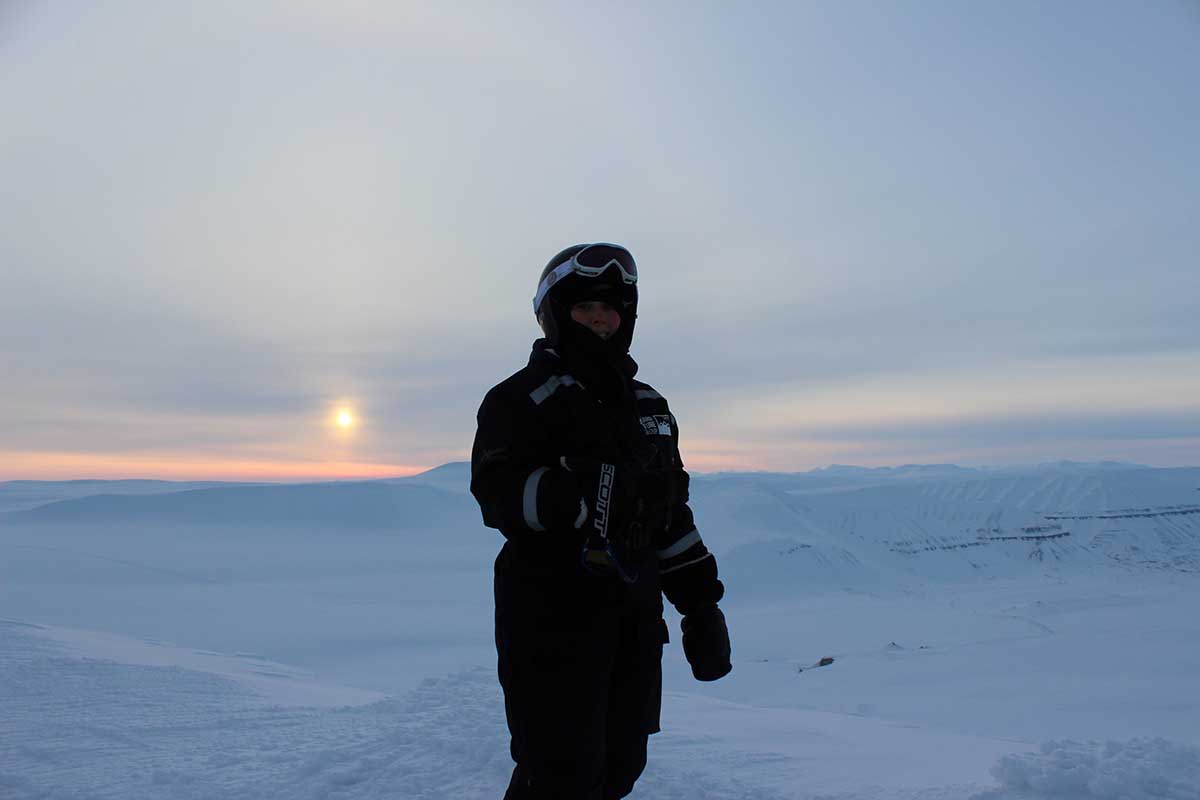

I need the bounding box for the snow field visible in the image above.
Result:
[3,464,1200,797]
[6,621,1198,799]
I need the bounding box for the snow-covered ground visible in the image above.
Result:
[2,463,1199,799]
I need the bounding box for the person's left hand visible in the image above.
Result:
[681,604,732,681]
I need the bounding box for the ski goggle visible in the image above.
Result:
[533,243,638,313]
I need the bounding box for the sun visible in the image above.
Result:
[335,409,355,429]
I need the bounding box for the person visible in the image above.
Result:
[470,243,733,799]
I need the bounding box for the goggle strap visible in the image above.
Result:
[532,261,579,313]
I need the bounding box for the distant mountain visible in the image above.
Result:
[4,463,1197,591]
[1,481,477,531]
[701,465,1200,594]
[0,479,260,513]
[812,463,975,474]
[809,463,979,481]
[1029,460,1149,472]
[380,462,471,494]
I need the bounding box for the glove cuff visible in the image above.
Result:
[662,555,725,617]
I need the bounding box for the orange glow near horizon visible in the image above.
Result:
[5,433,1197,484]
[0,451,434,483]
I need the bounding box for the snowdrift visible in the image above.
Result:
[972,738,1200,800]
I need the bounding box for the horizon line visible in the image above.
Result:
[5,459,1196,486]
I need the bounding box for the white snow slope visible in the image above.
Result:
[2,462,1199,799]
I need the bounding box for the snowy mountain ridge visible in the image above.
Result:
[3,463,1198,587]
[702,466,1200,590]
[0,479,262,513]
[0,481,475,531]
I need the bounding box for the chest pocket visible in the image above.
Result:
[534,377,680,470]
[631,410,678,473]
[638,414,674,438]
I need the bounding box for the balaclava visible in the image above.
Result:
[533,244,640,401]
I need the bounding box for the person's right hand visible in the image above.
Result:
[561,458,677,551]
[537,466,589,532]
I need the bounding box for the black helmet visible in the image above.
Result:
[534,243,639,353]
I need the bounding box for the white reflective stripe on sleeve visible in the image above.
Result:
[523,467,549,531]
[656,528,702,560]
[530,374,577,405]
[635,388,662,400]
[659,552,712,575]
[573,498,588,529]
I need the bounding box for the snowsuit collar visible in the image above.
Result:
[530,337,638,405]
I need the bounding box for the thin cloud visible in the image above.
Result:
[2,2,1197,478]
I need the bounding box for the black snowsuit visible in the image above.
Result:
[471,339,724,799]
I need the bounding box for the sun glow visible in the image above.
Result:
[335,409,355,429]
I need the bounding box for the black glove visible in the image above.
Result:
[536,467,590,533]
[563,458,680,552]
[681,604,732,682]
[617,465,685,551]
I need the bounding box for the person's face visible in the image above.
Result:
[569,300,621,340]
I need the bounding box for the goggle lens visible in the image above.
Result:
[574,244,637,282]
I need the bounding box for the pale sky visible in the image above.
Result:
[2,1,1198,480]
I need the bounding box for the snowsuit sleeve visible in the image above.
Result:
[654,411,725,616]
[470,383,584,541]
